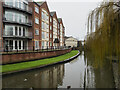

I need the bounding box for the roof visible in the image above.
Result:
[54,38,60,43]
[64,36,71,39]
[37,1,45,6]
[58,18,62,23]
[33,1,45,6]
[50,12,56,17]
[65,36,78,41]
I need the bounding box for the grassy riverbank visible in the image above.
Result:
[2,50,79,73]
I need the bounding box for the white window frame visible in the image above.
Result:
[35,29,39,35]
[35,17,39,24]
[35,6,39,14]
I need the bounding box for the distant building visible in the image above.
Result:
[77,41,82,47]
[64,36,78,47]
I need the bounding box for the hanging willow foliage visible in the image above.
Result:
[86,0,120,68]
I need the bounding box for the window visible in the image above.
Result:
[15,27,17,36]
[25,16,28,23]
[35,41,39,49]
[23,27,25,36]
[50,42,52,46]
[41,9,49,21]
[50,34,52,38]
[46,42,48,46]
[50,17,52,22]
[5,11,13,21]
[23,41,25,49]
[5,11,28,24]
[15,13,18,22]
[35,17,39,24]
[42,22,44,29]
[15,41,17,49]
[58,24,60,29]
[23,2,27,10]
[42,12,44,19]
[50,25,52,30]
[5,0,13,6]
[46,33,49,38]
[19,41,21,49]
[42,41,44,49]
[19,27,21,36]
[19,14,22,22]
[42,32,45,39]
[5,25,13,36]
[35,29,39,35]
[9,40,13,49]
[35,6,39,14]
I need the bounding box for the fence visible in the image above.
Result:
[1,46,70,53]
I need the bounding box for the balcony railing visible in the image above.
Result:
[3,15,32,27]
[3,30,33,39]
[3,2,32,14]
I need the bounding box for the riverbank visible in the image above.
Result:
[2,50,80,75]
[2,48,71,64]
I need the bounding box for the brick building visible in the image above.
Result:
[0,0,33,52]
[58,18,65,46]
[0,0,65,52]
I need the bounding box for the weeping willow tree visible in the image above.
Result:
[86,0,120,68]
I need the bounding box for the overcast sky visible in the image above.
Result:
[34,0,102,40]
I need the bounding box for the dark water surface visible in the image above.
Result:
[2,52,115,88]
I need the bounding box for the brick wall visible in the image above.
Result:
[2,48,72,64]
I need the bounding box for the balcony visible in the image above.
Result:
[3,31,33,39]
[3,15,32,27]
[3,2,32,15]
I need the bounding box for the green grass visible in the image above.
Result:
[2,50,79,73]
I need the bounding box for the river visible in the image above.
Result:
[2,51,115,88]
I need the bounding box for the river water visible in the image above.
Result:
[2,51,115,88]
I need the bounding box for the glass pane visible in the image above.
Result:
[15,27,17,36]
[23,28,25,36]
[19,41,21,49]
[19,27,21,36]
[9,40,13,49]
[15,41,17,49]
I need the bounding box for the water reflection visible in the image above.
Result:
[2,51,115,88]
[2,64,65,88]
[85,52,115,88]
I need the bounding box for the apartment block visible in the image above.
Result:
[0,0,65,52]
[39,2,50,49]
[1,0,33,52]
[30,2,40,50]
[58,18,65,46]
[50,12,59,47]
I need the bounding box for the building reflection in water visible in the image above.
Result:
[2,64,65,88]
[2,51,115,88]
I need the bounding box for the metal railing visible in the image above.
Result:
[3,2,32,14]
[1,46,70,53]
[3,30,33,39]
[3,15,32,26]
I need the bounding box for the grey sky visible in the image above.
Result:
[34,0,102,40]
